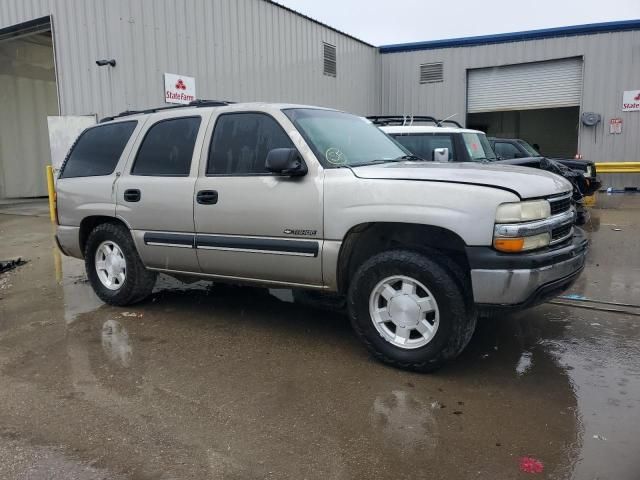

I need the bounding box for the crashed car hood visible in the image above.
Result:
[351,161,572,199]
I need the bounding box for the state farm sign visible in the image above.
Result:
[164,73,196,105]
[622,90,640,112]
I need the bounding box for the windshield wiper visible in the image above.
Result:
[395,154,424,161]
[349,158,406,167]
[474,157,495,163]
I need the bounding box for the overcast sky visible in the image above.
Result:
[274,0,640,46]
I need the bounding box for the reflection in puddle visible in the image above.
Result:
[61,257,103,324]
[268,288,294,303]
[371,390,437,456]
[515,351,533,376]
[101,320,132,367]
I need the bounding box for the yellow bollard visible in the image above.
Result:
[583,193,596,207]
[46,165,57,224]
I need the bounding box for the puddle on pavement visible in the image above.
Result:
[101,320,132,368]
[2,202,640,478]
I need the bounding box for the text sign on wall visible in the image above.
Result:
[164,73,196,105]
[622,90,640,112]
[609,118,623,134]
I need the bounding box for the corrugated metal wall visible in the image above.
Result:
[467,58,583,113]
[0,0,381,118]
[380,30,640,177]
[1,1,639,186]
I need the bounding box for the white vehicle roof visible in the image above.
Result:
[380,125,484,135]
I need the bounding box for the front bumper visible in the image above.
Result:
[466,228,588,309]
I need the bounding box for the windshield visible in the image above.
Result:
[517,139,541,157]
[462,132,497,162]
[283,108,408,167]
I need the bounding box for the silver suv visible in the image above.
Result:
[55,102,587,371]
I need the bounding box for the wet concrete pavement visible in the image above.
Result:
[0,195,639,479]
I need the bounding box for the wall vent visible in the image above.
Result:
[419,62,443,83]
[323,42,337,77]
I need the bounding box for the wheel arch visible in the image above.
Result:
[336,222,470,294]
[79,215,131,258]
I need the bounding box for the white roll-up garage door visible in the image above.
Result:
[467,58,583,113]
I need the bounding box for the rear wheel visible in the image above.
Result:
[85,223,157,306]
[348,250,475,372]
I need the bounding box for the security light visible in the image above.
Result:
[95,59,116,67]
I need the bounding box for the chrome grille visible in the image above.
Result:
[551,223,573,242]
[549,194,572,215]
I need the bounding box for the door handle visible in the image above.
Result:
[196,190,218,205]
[124,189,141,202]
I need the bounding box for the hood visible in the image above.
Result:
[351,162,572,199]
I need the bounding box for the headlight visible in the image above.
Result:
[495,200,550,223]
[583,165,593,177]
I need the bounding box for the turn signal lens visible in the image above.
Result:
[493,237,525,252]
[494,233,551,253]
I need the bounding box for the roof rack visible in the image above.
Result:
[100,99,234,123]
[367,115,463,128]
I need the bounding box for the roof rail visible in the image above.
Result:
[367,115,463,128]
[100,99,234,123]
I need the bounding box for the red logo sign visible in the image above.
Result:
[635,92,640,101]
[175,79,187,91]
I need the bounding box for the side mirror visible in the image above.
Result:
[265,148,307,176]
[433,147,449,162]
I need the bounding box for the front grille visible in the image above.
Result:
[549,195,572,215]
[551,223,573,242]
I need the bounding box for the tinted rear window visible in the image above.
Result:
[132,117,201,176]
[60,122,137,178]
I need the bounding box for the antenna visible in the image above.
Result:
[437,113,457,126]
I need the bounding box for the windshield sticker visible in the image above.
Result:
[326,147,347,165]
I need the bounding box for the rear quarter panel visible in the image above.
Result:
[56,119,147,227]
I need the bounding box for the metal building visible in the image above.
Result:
[0,0,380,197]
[0,0,639,198]
[379,21,640,186]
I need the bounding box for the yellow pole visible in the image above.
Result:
[46,165,57,224]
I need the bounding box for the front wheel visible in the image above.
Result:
[85,223,157,306]
[348,250,475,372]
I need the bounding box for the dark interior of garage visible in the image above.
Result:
[0,28,58,199]
[467,106,580,158]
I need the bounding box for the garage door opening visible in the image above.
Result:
[467,107,580,158]
[0,17,59,199]
[466,58,583,158]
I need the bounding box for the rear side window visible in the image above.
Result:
[392,134,455,161]
[60,121,137,178]
[132,117,201,176]
[207,113,294,175]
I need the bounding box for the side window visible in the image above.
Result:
[207,113,294,175]
[60,121,137,178]
[429,135,455,160]
[132,117,201,176]
[494,142,520,159]
[392,134,455,161]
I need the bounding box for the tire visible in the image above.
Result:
[347,249,475,372]
[84,222,157,306]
